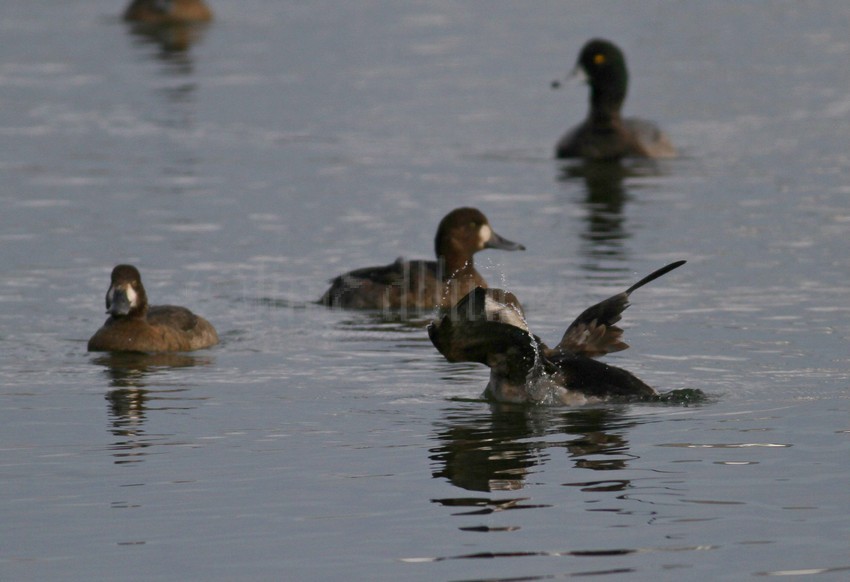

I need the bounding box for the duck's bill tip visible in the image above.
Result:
[486,231,525,252]
[570,64,588,83]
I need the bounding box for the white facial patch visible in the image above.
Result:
[478,224,492,247]
[125,285,138,307]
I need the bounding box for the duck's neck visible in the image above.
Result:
[588,75,627,129]
[439,252,477,280]
[589,106,623,129]
[118,303,149,321]
[588,93,625,129]
[437,254,487,308]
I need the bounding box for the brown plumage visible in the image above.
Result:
[319,208,525,312]
[123,0,213,24]
[88,264,218,353]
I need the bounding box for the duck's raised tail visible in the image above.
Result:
[625,260,686,295]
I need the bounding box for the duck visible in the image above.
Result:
[428,260,686,404]
[555,38,675,161]
[123,0,213,24]
[319,207,525,312]
[88,264,219,353]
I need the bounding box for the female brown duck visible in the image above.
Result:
[555,38,675,160]
[88,264,218,353]
[320,207,525,312]
[124,0,213,24]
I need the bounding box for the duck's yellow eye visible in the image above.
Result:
[594,53,606,65]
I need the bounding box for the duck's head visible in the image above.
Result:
[105,264,149,318]
[434,207,525,264]
[575,38,629,111]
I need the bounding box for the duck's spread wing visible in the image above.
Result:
[555,261,686,359]
[429,287,539,383]
[429,318,542,387]
[428,317,536,363]
[556,292,631,358]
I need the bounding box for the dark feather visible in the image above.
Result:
[555,260,685,358]
[546,350,655,399]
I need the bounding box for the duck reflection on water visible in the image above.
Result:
[557,158,673,266]
[93,352,212,465]
[430,405,638,494]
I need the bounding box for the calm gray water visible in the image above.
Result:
[2,1,850,580]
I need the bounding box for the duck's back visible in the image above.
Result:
[320,259,446,310]
[622,117,676,158]
[88,305,218,353]
[547,350,656,400]
[556,117,674,160]
[124,0,213,23]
